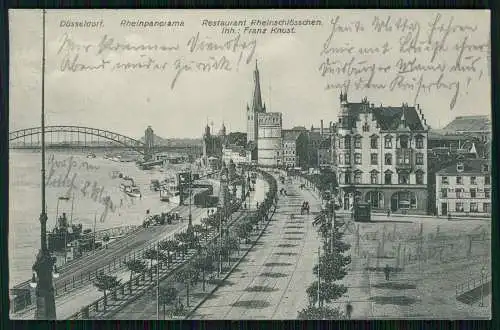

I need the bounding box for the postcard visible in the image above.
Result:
[8,9,491,320]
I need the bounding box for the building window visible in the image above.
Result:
[397,149,411,165]
[362,123,370,132]
[338,153,344,165]
[482,164,489,172]
[338,138,344,149]
[442,176,449,184]
[416,153,424,165]
[485,188,490,198]
[415,136,424,149]
[370,136,378,149]
[485,176,490,185]
[354,136,362,149]
[470,203,478,213]
[345,172,351,184]
[456,176,463,185]
[385,153,392,165]
[399,135,409,149]
[384,172,392,184]
[338,173,344,184]
[471,176,477,185]
[483,203,491,213]
[345,153,351,165]
[416,172,424,184]
[344,136,351,149]
[366,191,384,208]
[441,188,447,198]
[354,153,362,164]
[470,188,476,198]
[384,136,392,148]
[455,202,464,212]
[354,172,362,184]
[370,172,378,184]
[455,188,464,198]
[457,163,464,172]
[371,153,378,165]
[398,173,410,184]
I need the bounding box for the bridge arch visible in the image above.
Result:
[9,126,148,155]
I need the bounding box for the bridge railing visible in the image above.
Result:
[456,271,492,296]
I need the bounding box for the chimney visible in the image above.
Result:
[320,120,324,136]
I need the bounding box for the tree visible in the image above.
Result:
[173,264,200,308]
[192,253,216,291]
[297,305,346,320]
[159,286,178,319]
[158,240,178,266]
[221,236,239,266]
[124,259,147,293]
[192,224,207,243]
[144,248,164,281]
[235,221,252,245]
[93,273,121,312]
[227,132,247,148]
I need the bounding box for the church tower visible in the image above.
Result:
[246,60,266,144]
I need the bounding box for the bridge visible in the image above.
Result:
[9,126,203,160]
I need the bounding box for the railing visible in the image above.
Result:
[456,272,491,296]
[70,169,277,320]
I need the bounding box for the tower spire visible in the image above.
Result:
[252,60,264,113]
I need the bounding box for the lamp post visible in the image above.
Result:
[31,9,57,320]
[480,266,486,307]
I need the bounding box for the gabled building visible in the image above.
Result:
[334,92,430,214]
[435,159,491,217]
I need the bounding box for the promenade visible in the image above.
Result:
[110,177,269,319]
[11,204,206,320]
[190,176,321,319]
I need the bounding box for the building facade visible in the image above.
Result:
[282,130,308,169]
[144,126,155,160]
[222,144,250,165]
[435,159,491,217]
[335,92,430,214]
[202,123,226,161]
[257,112,282,167]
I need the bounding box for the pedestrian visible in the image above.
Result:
[387,209,391,217]
[346,303,353,319]
[384,264,390,281]
[120,198,123,207]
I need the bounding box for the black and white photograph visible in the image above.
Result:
[8,9,491,320]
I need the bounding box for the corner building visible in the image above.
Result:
[335,92,429,214]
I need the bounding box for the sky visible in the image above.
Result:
[9,9,491,139]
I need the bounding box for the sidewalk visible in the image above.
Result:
[189,178,321,319]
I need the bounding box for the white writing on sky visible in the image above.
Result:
[318,14,490,110]
[55,32,258,89]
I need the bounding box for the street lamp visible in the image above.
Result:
[32,9,57,320]
[480,266,486,307]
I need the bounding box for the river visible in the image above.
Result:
[9,149,186,287]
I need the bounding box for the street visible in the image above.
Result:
[190,177,321,319]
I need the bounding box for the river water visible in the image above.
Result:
[9,149,186,287]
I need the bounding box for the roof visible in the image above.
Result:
[282,130,303,142]
[443,115,491,132]
[436,159,491,175]
[343,101,426,131]
[291,126,307,131]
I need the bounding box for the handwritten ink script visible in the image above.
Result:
[45,155,131,222]
[55,32,257,89]
[319,13,490,109]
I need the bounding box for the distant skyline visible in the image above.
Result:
[9,10,491,139]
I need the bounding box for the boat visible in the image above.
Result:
[87,152,96,158]
[125,186,142,198]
